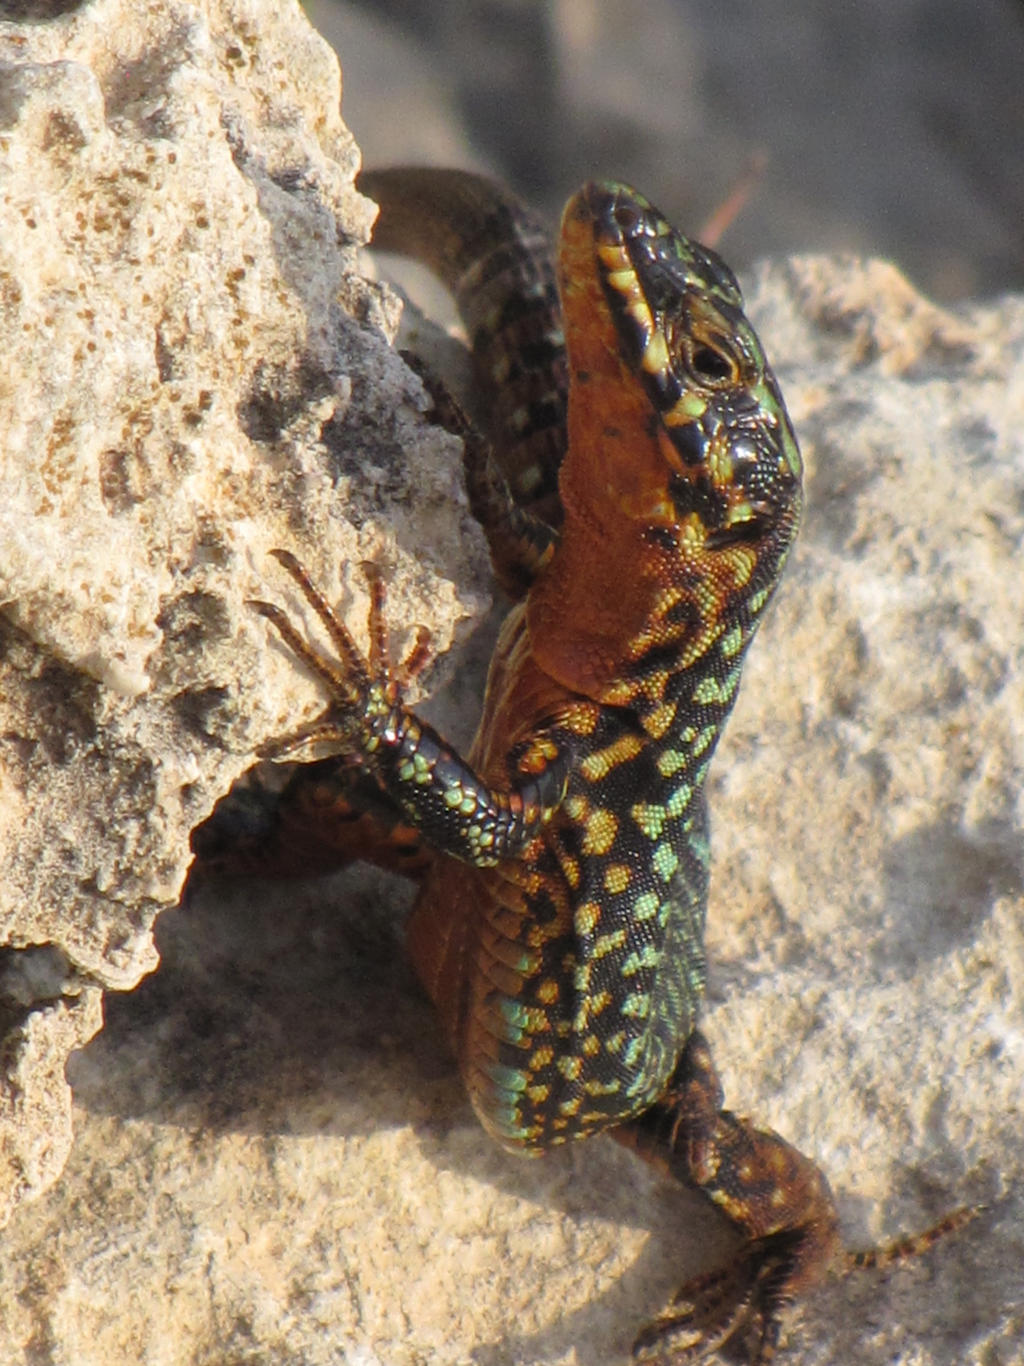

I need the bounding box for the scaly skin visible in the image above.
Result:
[359,166,567,530]
[197,173,973,1362]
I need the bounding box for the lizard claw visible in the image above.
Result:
[633,1258,758,1363]
[632,1229,819,1366]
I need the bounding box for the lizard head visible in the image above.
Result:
[556,181,802,580]
[529,181,803,700]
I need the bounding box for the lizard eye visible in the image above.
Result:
[666,313,742,389]
[688,342,737,385]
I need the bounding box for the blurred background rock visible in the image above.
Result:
[310,0,1024,301]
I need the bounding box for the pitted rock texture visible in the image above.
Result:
[0,0,486,1226]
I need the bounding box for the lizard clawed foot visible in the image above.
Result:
[632,1226,831,1366]
[632,1200,980,1366]
[249,548,433,762]
[632,1254,760,1364]
[190,552,435,880]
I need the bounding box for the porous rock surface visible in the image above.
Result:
[0,3,1022,1366]
[0,0,486,1231]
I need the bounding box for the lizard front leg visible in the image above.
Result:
[240,550,575,870]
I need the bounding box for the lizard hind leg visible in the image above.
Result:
[614,1031,978,1364]
[611,1031,843,1365]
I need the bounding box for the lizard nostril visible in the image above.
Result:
[613,202,642,234]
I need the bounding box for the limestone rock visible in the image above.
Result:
[0,0,487,1228]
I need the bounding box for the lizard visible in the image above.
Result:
[197,170,973,1362]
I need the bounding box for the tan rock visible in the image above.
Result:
[0,0,486,1230]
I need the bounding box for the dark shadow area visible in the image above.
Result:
[879,818,1023,973]
[71,863,440,1136]
[0,0,87,17]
